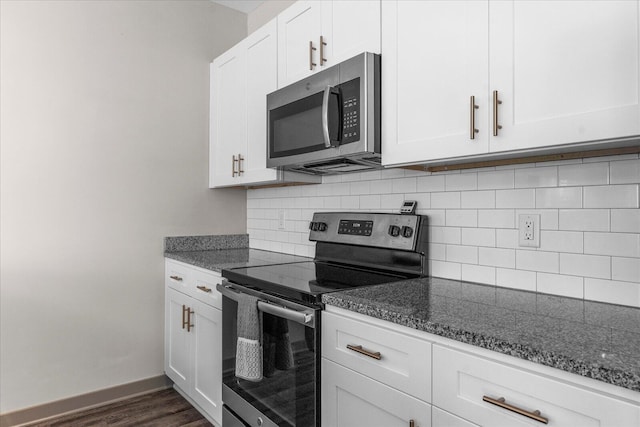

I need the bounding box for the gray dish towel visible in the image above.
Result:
[235,293,262,382]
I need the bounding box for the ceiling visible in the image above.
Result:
[211,1,265,14]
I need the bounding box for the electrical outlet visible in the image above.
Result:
[518,214,540,247]
[277,209,286,230]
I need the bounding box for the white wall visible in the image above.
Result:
[0,0,247,413]
[248,158,640,308]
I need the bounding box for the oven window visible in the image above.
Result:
[222,297,318,427]
[269,90,340,158]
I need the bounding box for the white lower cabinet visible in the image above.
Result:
[432,345,640,427]
[322,358,431,427]
[322,307,640,427]
[164,260,223,426]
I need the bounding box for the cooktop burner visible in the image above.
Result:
[222,261,416,305]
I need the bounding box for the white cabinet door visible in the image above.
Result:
[382,0,490,166]
[432,407,479,427]
[277,0,323,87]
[322,358,431,427]
[489,0,640,153]
[165,287,192,393]
[321,0,381,66]
[245,20,279,184]
[191,299,223,425]
[210,47,247,187]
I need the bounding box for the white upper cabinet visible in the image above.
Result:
[489,0,640,153]
[382,0,490,166]
[209,20,279,188]
[278,0,381,88]
[382,0,640,167]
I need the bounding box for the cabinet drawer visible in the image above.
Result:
[191,269,222,309]
[432,345,640,427]
[321,358,431,427]
[432,407,478,427]
[322,311,431,402]
[166,259,192,293]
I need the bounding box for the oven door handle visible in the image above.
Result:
[217,283,316,327]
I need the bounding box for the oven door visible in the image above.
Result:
[217,281,320,427]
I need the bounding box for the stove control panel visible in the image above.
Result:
[309,212,427,251]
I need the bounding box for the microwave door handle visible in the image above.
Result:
[322,85,341,148]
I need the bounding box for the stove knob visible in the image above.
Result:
[312,222,320,231]
[388,225,401,237]
[402,226,414,238]
[309,221,315,230]
[318,222,327,231]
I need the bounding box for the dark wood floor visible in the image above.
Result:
[24,388,213,427]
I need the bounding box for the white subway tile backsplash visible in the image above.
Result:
[496,229,518,248]
[584,278,640,307]
[430,226,461,244]
[559,162,609,187]
[479,247,516,268]
[359,195,381,210]
[496,268,536,291]
[462,264,496,285]
[430,260,461,280]
[559,209,610,232]
[431,192,460,209]
[536,273,584,299]
[446,245,478,264]
[478,209,515,228]
[477,170,515,190]
[349,181,370,195]
[611,209,640,233]
[392,177,417,193]
[536,187,582,208]
[515,166,557,188]
[583,185,639,208]
[496,189,535,208]
[461,191,496,209]
[416,175,445,192]
[612,257,640,283]
[584,232,640,258]
[516,250,559,273]
[250,155,639,306]
[446,210,477,227]
[462,228,496,247]
[539,230,583,254]
[610,159,640,184]
[560,253,611,279]
[445,173,477,191]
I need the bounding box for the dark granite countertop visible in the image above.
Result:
[322,277,640,393]
[165,248,311,272]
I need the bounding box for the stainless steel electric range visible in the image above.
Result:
[217,212,428,427]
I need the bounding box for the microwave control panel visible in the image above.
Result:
[340,78,360,144]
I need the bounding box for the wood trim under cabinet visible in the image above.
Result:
[0,375,172,427]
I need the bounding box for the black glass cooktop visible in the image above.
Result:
[222,261,416,306]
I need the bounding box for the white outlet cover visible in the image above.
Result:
[518,214,540,247]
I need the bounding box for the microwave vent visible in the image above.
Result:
[287,156,382,175]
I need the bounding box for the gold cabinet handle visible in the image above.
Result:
[346,344,381,360]
[470,95,479,140]
[320,35,327,66]
[238,153,244,175]
[493,90,503,136]
[409,420,415,427]
[196,285,212,293]
[186,307,194,333]
[181,304,187,330]
[309,41,317,70]
[483,396,548,424]
[170,275,183,281]
[232,155,238,177]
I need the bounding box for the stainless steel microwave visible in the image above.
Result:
[267,52,380,175]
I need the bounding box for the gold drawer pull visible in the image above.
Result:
[347,344,381,360]
[492,90,503,136]
[170,275,183,281]
[409,420,415,427]
[470,95,479,139]
[196,285,212,293]
[483,396,548,424]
